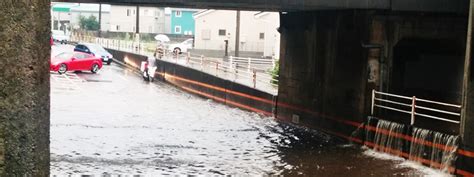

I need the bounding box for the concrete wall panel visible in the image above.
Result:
[0,1,51,176]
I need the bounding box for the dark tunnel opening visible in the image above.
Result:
[382,37,465,134]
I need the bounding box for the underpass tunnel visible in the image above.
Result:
[390,38,465,103]
[385,37,465,133]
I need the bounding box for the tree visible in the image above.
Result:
[78,15,100,31]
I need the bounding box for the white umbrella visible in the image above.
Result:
[154,34,170,42]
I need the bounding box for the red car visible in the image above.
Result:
[50,52,103,74]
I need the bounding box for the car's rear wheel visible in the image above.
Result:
[107,60,112,65]
[58,64,67,74]
[173,48,181,55]
[91,64,99,73]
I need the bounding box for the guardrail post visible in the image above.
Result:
[216,63,219,76]
[234,63,238,81]
[229,56,233,70]
[253,70,257,88]
[272,57,276,69]
[175,52,178,63]
[371,90,375,115]
[411,96,416,125]
[187,52,190,64]
[200,55,204,70]
[248,57,251,72]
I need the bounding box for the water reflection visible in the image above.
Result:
[50,50,430,176]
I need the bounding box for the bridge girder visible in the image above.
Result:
[53,0,468,13]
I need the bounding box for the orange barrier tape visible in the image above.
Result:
[459,149,474,158]
[457,169,474,177]
[181,86,272,116]
[163,73,275,105]
[156,71,474,164]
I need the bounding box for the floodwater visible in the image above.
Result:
[50,45,446,176]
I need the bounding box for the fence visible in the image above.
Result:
[183,53,278,92]
[71,35,278,94]
[371,90,461,124]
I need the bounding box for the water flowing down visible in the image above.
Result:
[430,131,459,172]
[409,128,431,163]
[372,119,405,156]
[365,118,460,174]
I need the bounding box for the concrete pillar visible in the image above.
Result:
[277,10,369,136]
[0,1,50,176]
[461,0,474,148]
[366,19,385,92]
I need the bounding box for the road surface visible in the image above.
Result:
[50,44,446,176]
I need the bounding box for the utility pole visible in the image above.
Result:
[98,3,102,37]
[135,6,140,51]
[136,6,140,34]
[235,10,240,57]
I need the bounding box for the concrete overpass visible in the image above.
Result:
[55,0,468,12]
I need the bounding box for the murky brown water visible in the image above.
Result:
[50,45,440,176]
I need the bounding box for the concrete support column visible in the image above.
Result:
[0,1,50,176]
[366,19,386,92]
[461,0,474,148]
[277,10,369,136]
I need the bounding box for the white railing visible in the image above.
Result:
[72,35,278,94]
[371,90,461,124]
[182,53,279,91]
[228,56,276,72]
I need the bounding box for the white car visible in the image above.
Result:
[52,30,70,44]
[168,38,193,54]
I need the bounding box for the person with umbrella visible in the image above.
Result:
[154,34,170,59]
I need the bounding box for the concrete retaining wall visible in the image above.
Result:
[108,48,276,117]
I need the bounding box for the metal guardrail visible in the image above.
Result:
[184,54,279,89]
[72,36,279,94]
[371,90,461,124]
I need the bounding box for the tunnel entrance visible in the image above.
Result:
[382,38,465,134]
[389,38,465,104]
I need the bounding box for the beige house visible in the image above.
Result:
[194,10,280,58]
[109,5,166,34]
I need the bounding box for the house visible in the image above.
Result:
[170,8,198,35]
[51,3,111,32]
[193,10,280,58]
[51,3,77,31]
[109,5,166,34]
[70,4,111,31]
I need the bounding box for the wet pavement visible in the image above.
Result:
[50,44,445,176]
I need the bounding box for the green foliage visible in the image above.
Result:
[78,15,100,31]
[270,60,279,85]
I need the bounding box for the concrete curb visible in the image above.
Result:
[112,59,142,75]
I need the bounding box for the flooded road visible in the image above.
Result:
[50,45,444,176]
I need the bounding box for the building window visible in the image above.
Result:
[127,9,131,16]
[155,10,160,17]
[175,11,182,17]
[133,26,136,32]
[218,29,226,36]
[144,9,149,16]
[259,33,265,40]
[133,9,136,15]
[149,26,153,33]
[116,25,120,31]
[174,26,181,34]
